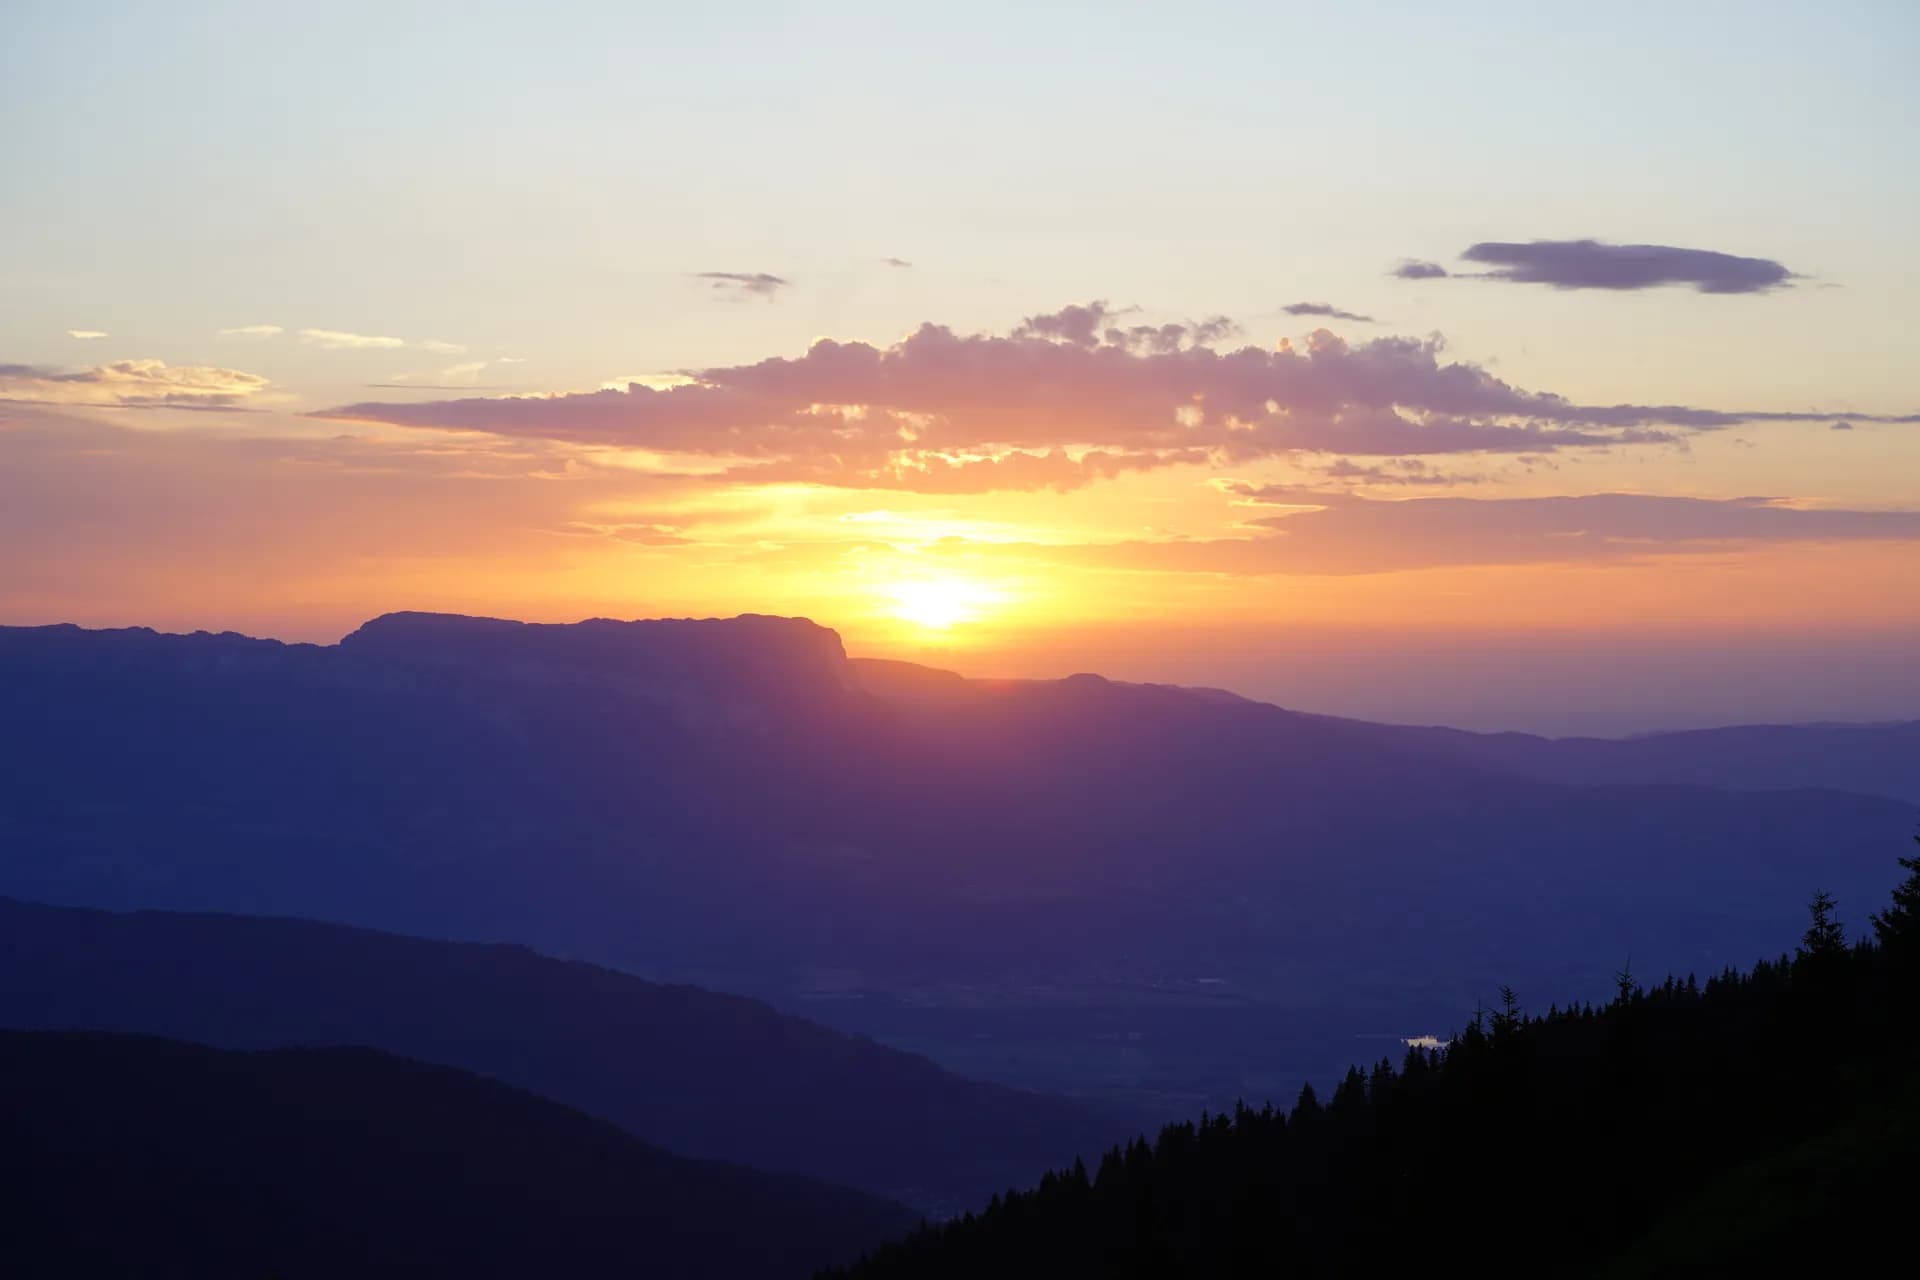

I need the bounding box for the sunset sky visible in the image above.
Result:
[4,1,1917,733]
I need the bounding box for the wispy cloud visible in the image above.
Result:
[1303,458,1480,487]
[0,359,270,408]
[973,492,1920,576]
[300,328,465,353]
[1391,259,1449,280]
[881,257,913,268]
[217,324,284,339]
[66,329,108,340]
[1282,302,1376,324]
[552,520,693,546]
[694,271,789,299]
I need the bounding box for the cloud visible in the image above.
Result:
[66,330,108,340]
[1831,421,1854,431]
[1459,240,1795,294]
[1012,301,1241,353]
[300,329,465,353]
[441,361,489,383]
[1392,260,1449,280]
[694,271,789,298]
[552,520,693,546]
[313,306,1916,494]
[1282,302,1376,324]
[217,324,284,339]
[0,408,646,624]
[1295,458,1481,487]
[882,257,913,268]
[301,330,405,351]
[721,446,1213,495]
[974,492,1920,576]
[0,359,270,408]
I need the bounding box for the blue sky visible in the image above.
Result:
[7,0,1915,404]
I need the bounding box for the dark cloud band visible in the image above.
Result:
[1397,240,1796,294]
[1283,302,1376,323]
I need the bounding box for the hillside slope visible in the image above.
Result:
[0,1031,917,1280]
[0,897,1124,1212]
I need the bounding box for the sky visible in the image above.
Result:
[4,0,1918,734]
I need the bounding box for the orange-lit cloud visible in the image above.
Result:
[0,359,270,408]
[300,329,464,354]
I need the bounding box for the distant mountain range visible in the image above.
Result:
[1300,712,1920,806]
[0,1030,916,1279]
[3,612,1913,1107]
[0,896,1126,1213]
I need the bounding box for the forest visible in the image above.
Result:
[829,842,1920,1277]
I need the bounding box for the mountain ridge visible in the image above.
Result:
[0,1029,918,1279]
[14,612,1915,754]
[4,611,1913,1112]
[0,894,1128,1212]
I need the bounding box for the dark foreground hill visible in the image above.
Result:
[2,613,1913,1107]
[0,1031,917,1280]
[825,854,1920,1278]
[0,896,1123,1212]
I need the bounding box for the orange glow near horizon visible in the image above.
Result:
[4,407,1920,699]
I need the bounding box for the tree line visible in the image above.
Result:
[827,839,1920,1277]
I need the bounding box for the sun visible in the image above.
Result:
[885,577,1001,632]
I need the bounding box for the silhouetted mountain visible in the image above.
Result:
[1305,713,1920,805]
[0,1030,916,1279]
[2,615,1911,1110]
[826,859,1920,1277]
[0,896,1125,1212]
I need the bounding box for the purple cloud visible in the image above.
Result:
[1460,240,1795,293]
[1010,300,1122,347]
[694,271,789,298]
[315,306,1913,494]
[1392,260,1449,280]
[1263,458,1479,488]
[1283,302,1376,324]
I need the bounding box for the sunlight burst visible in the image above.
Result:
[884,577,1003,631]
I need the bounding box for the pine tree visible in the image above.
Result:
[1799,890,1846,962]
[1613,960,1637,1007]
[1869,838,1920,954]
[1492,985,1522,1038]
